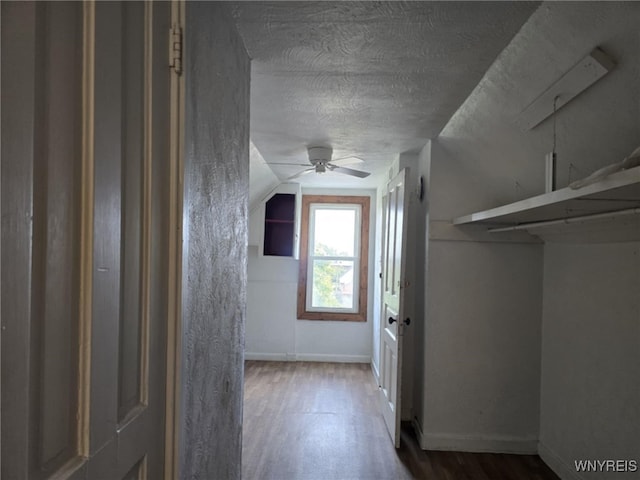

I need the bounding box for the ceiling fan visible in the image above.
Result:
[268,146,370,180]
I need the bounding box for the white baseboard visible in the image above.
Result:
[244,352,370,363]
[420,432,538,454]
[538,441,583,480]
[244,352,289,361]
[294,353,370,363]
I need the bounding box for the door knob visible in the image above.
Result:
[405,318,411,326]
[388,317,396,324]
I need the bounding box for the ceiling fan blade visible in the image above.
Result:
[285,167,315,180]
[328,164,370,178]
[330,155,364,166]
[266,162,311,166]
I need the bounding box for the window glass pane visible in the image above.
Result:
[313,208,356,256]
[311,260,355,309]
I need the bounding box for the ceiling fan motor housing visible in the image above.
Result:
[308,146,333,165]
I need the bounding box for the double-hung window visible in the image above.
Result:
[297,195,370,322]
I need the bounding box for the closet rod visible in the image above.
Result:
[488,207,640,233]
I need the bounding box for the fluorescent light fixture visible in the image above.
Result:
[516,48,615,130]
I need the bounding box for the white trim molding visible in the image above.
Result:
[419,431,538,454]
[245,352,370,364]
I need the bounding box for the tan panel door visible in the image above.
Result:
[379,168,410,448]
[87,2,172,478]
[1,2,172,478]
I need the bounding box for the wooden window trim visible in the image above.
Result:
[297,195,370,322]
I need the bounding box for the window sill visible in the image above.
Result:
[297,311,366,322]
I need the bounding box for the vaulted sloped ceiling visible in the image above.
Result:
[230,1,540,187]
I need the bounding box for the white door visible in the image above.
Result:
[379,168,410,447]
[1,2,173,478]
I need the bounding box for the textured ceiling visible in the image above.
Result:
[230,1,540,187]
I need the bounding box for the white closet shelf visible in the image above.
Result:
[452,165,640,226]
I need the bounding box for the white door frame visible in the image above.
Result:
[164,0,185,478]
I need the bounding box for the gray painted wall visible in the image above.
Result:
[422,232,543,452]
[180,4,250,479]
[417,137,544,454]
[540,243,640,479]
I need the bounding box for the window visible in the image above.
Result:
[297,195,370,321]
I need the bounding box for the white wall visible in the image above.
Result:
[539,242,640,480]
[411,142,431,432]
[246,251,297,357]
[246,187,377,363]
[249,140,280,212]
[418,140,544,453]
[421,234,543,452]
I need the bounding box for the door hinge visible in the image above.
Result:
[170,24,183,75]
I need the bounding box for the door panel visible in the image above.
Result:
[379,168,410,447]
[1,3,37,477]
[0,2,84,478]
[1,2,172,478]
[118,0,146,423]
[91,0,123,453]
[90,1,170,478]
[34,1,84,472]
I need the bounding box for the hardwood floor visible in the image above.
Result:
[242,361,559,480]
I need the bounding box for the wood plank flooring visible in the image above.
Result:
[242,361,559,480]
